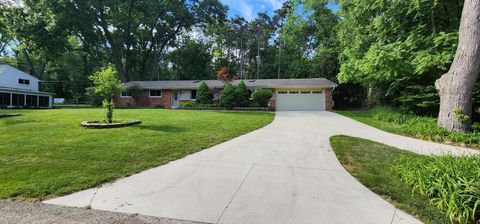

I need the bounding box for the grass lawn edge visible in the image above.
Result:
[333,110,478,150]
[329,135,451,224]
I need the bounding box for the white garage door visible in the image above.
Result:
[276,90,325,111]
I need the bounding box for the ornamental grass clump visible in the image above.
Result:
[392,155,480,223]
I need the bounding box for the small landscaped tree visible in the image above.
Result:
[126,83,144,105]
[196,81,213,104]
[235,80,250,107]
[89,65,123,123]
[251,89,273,107]
[220,82,236,109]
[216,66,239,83]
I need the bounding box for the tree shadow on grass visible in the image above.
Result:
[0,114,21,119]
[135,125,187,132]
[1,119,35,126]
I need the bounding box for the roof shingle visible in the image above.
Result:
[125,78,337,89]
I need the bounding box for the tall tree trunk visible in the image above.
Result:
[435,0,480,132]
[23,50,37,77]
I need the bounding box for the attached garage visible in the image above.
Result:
[276,90,326,111]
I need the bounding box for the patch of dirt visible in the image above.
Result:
[342,152,363,171]
[0,199,207,224]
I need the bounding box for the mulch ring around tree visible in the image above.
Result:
[81,120,141,129]
[0,114,21,118]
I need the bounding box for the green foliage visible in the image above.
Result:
[125,84,144,104]
[330,135,451,224]
[393,156,480,223]
[179,102,213,108]
[336,0,462,115]
[251,89,273,107]
[394,85,440,116]
[88,65,123,123]
[196,81,213,104]
[337,107,480,148]
[166,37,214,80]
[235,81,250,107]
[453,108,470,123]
[277,0,339,80]
[220,83,236,109]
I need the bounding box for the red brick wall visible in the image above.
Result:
[324,87,333,110]
[114,89,172,108]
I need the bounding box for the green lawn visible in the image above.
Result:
[330,135,450,224]
[0,109,274,200]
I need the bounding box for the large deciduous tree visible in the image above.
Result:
[435,0,480,131]
[336,0,462,114]
[5,0,226,82]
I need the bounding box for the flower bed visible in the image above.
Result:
[81,120,141,129]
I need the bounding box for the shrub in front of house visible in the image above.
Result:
[126,84,144,105]
[251,89,273,107]
[180,102,213,108]
[235,80,250,107]
[196,81,213,104]
[220,83,236,109]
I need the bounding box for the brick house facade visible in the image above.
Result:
[115,79,337,111]
[114,89,172,108]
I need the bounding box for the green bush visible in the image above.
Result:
[125,84,144,104]
[392,156,480,223]
[88,65,123,123]
[220,83,236,109]
[179,102,213,108]
[235,81,250,107]
[251,89,273,107]
[471,122,480,132]
[196,81,213,104]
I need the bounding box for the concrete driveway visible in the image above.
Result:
[44,112,477,224]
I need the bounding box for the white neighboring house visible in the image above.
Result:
[0,64,54,108]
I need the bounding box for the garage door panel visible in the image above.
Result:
[276,91,325,111]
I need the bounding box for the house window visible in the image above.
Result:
[11,94,25,106]
[121,92,131,97]
[149,90,162,98]
[18,79,30,85]
[0,92,10,106]
[289,91,299,94]
[312,91,323,94]
[39,96,50,107]
[301,91,311,94]
[191,90,197,100]
[278,91,288,94]
[26,95,38,107]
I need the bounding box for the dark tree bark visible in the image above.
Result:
[96,7,129,82]
[435,0,480,132]
[22,49,45,79]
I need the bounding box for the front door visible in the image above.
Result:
[172,91,180,108]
